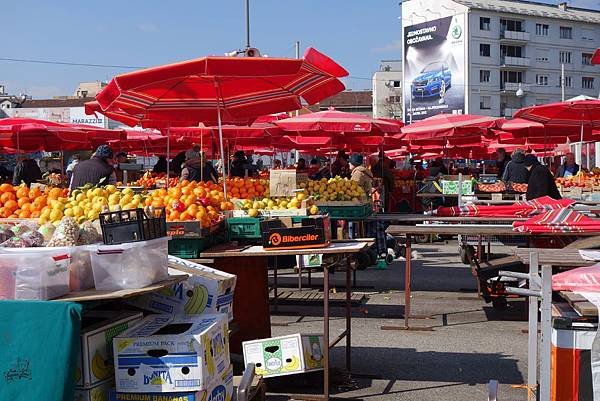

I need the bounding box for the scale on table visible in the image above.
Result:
[479,174,498,184]
[118,163,143,185]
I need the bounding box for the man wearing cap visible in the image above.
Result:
[524,154,561,201]
[69,145,116,190]
[349,153,373,196]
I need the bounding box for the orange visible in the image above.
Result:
[18,210,31,218]
[4,200,18,212]
[0,183,13,193]
[0,207,7,218]
[17,197,31,208]
[32,196,47,209]
[179,211,192,221]
[21,202,32,213]
[48,187,62,199]
[180,180,190,187]
[30,210,40,218]
[169,211,181,221]
[0,192,16,204]
[15,186,29,199]
[181,186,193,196]
[28,187,42,199]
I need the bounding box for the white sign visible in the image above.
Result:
[69,107,106,128]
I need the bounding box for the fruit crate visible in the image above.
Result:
[99,207,166,245]
[227,216,306,241]
[168,226,227,259]
[315,203,372,220]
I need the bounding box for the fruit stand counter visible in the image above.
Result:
[198,240,369,401]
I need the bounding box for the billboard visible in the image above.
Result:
[403,13,466,122]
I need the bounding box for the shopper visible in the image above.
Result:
[230,151,247,178]
[171,151,186,176]
[556,152,580,178]
[428,158,448,177]
[180,150,202,182]
[273,159,282,169]
[65,154,80,185]
[502,149,529,184]
[495,148,511,178]
[296,158,308,173]
[12,157,42,187]
[70,145,116,190]
[331,150,350,178]
[373,151,396,207]
[349,153,373,195]
[524,154,561,200]
[200,153,218,183]
[114,152,129,183]
[152,156,168,174]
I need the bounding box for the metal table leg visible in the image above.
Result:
[323,263,330,400]
[346,254,352,373]
[273,256,278,313]
[540,264,552,401]
[527,254,539,401]
[404,235,412,328]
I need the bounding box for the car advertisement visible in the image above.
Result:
[403,14,466,122]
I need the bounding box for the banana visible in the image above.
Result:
[184,285,209,314]
[282,355,300,372]
[91,351,112,380]
[203,335,215,376]
[91,387,108,401]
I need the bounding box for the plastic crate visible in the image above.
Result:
[316,204,372,220]
[168,237,212,259]
[99,207,166,245]
[227,217,262,240]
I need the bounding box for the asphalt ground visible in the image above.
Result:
[264,242,529,401]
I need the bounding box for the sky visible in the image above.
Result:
[2,0,599,99]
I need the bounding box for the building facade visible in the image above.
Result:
[318,90,373,116]
[372,60,403,119]
[401,0,600,121]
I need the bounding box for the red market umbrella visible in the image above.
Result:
[436,196,574,218]
[402,114,499,140]
[88,48,347,196]
[592,48,600,65]
[0,118,89,151]
[513,209,600,233]
[273,108,403,136]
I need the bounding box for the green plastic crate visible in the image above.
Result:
[317,204,372,220]
[168,237,212,259]
[227,217,262,240]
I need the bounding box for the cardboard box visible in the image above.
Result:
[109,364,233,401]
[269,170,308,197]
[261,215,331,251]
[76,311,144,388]
[126,257,236,321]
[113,314,230,393]
[242,334,324,378]
[74,379,114,401]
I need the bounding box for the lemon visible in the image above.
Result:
[105,185,117,194]
[49,209,63,222]
[248,208,259,217]
[122,187,134,196]
[64,208,74,217]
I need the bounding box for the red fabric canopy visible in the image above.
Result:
[513,99,600,133]
[513,209,600,233]
[274,109,402,136]
[88,48,348,128]
[402,114,499,140]
[436,197,574,218]
[0,118,93,151]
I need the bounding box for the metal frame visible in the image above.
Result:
[499,252,552,401]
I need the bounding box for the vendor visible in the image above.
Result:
[502,149,529,184]
[152,156,168,174]
[230,151,247,177]
[70,145,116,190]
[349,153,373,195]
[296,158,308,173]
[12,156,42,187]
[524,154,561,200]
[114,152,128,183]
[428,158,448,177]
[495,148,511,178]
[273,159,282,169]
[331,151,350,178]
[556,152,580,178]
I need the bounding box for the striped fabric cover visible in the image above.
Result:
[435,196,575,218]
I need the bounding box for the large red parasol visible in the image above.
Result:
[402,114,499,140]
[87,48,348,196]
[0,118,90,151]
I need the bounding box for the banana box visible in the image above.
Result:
[74,378,114,401]
[125,256,236,321]
[109,364,233,401]
[76,310,143,388]
[242,334,324,378]
[113,314,230,393]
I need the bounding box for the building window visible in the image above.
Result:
[582,53,593,65]
[559,51,572,64]
[582,77,595,89]
[500,70,523,89]
[535,48,549,63]
[560,26,572,39]
[563,76,572,87]
[480,70,491,83]
[582,28,595,41]
[480,44,491,57]
[480,17,490,31]
[501,45,523,58]
[535,23,549,36]
[480,96,491,110]
[536,75,549,86]
[392,81,401,88]
[500,19,523,32]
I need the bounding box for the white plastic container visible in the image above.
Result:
[90,237,169,291]
[69,245,95,292]
[0,247,71,300]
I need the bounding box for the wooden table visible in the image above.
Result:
[201,240,369,401]
[514,248,595,268]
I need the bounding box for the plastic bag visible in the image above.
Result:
[0,227,13,243]
[552,264,600,292]
[20,230,45,247]
[1,237,27,248]
[77,221,102,245]
[38,223,56,243]
[10,223,32,237]
[47,217,79,247]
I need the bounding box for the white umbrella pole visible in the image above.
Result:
[200,128,204,181]
[580,123,584,168]
[166,128,170,188]
[216,101,228,200]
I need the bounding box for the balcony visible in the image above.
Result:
[500,30,530,42]
[500,56,530,68]
[500,107,520,117]
[500,82,530,93]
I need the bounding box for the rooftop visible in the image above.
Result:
[16,97,95,108]
[453,0,600,23]
[319,90,373,109]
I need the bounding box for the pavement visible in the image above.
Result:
[264,242,529,401]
